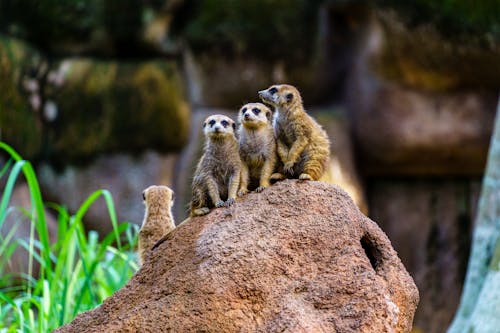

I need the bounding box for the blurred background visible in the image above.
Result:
[0,0,499,332]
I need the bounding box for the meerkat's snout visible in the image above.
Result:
[258,86,280,106]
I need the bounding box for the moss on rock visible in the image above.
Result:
[375,0,500,42]
[373,10,500,91]
[50,59,189,164]
[0,35,43,159]
[173,0,322,64]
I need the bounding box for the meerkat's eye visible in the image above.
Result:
[286,93,294,102]
[221,120,229,127]
[209,119,216,127]
[241,107,247,113]
[252,108,261,115]
[269,87,278,94]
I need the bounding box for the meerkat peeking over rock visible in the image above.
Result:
[138,185,176,265]
[258,84,330,181]
[237,103,277,196]
[190,114,241,217]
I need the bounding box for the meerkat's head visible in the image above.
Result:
[238,103,272,129]
[142,185,174,212]
[203,114,237,139]
[258,84,303,111]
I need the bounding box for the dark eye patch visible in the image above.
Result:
[269,87,278,94]
[209,119,216,126]
[241,107,247,113]
[221,120,229,127]
[252,108,261,115]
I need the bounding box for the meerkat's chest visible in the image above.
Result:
[206,146,239,179]
[240,135,269,165]
[276,118,298,146]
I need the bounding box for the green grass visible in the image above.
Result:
[0,142,139,332]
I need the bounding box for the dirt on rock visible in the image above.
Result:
[54,180,419,333]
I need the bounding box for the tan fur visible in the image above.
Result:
[237,103,277,195]
[190,114,241,217]
[138,185,175,265]
[259,84,330,181]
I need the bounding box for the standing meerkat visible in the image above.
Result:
[190,114,241,217]
[258,84,330,181]
[138,185,176,265]
[237,102,277,196]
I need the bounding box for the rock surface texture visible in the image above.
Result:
[54,180,419,333]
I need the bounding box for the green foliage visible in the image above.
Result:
[376,0,500,42]
[0,142,139,332]
[0,0,100,52]
[174,0,323,63]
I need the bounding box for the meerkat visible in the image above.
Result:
[138,185,176,265]
[190,114,241,217]
[237,102,277,196]
[258,84,330,181]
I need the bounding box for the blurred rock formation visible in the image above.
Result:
[1,1,498,332]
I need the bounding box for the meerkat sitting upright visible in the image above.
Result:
[190,114,241,217]
[258,84,330,181]
[138,185,176,265]
[237,102,277,196]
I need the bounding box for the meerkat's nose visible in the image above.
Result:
[244,113,251,120]
[258,90,265,98]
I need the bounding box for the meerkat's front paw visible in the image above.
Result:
[193,207,210,216]
[255,186,267,193]
[215,200,225,208]
[270,173,285,182]
[299,173,313,180]
[283,162,295,175]
[225,198,236,207]
[238,188,249,197]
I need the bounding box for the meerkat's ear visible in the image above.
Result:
[286,93,294,102]
[142,191,146,201]
[232,121,237,131]
[265,110,272,122]
[203,122,206,128]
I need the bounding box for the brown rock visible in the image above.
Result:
[55,180,418,332]
[368,179,481,333]
[348,15,497,176]
[349,83,496,176]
